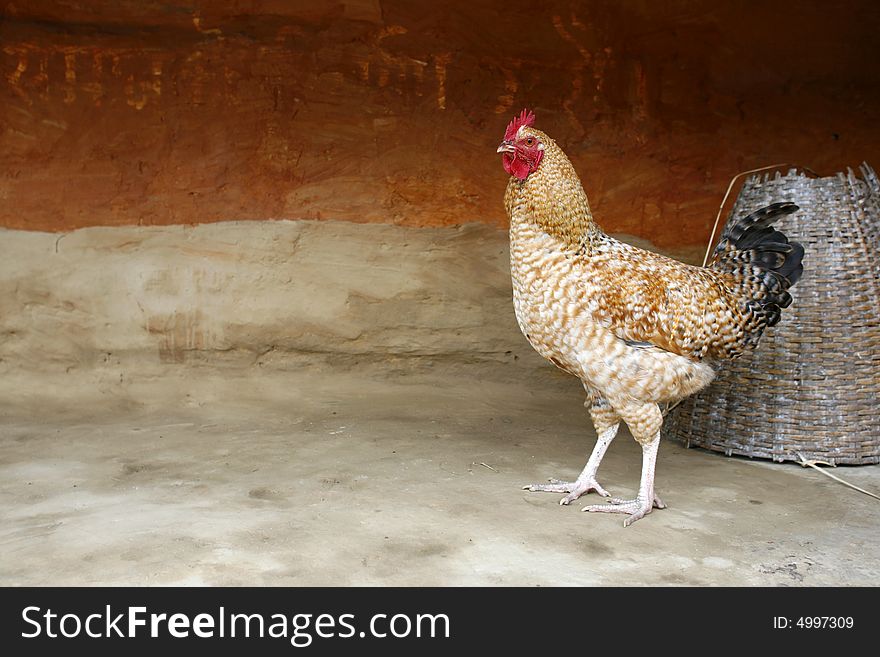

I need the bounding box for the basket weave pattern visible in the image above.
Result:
[664,164,880,465]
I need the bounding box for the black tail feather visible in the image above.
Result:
[777,241,805,285]
[711,201,804,331]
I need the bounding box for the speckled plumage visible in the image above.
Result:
[502,118,803,525]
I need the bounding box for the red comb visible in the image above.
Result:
[504,108,536,141]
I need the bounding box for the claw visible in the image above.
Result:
[582,493,666,526]
[523,475,610,503]
[623,510,649,528]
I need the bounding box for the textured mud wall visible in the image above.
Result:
[2,1,879,247]
[0,221,539,379]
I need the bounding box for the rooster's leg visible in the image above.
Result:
[583,432,665,527]
[523,421,617,504]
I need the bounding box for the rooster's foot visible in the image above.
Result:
[583,493,666,527]
[523,476,610,505]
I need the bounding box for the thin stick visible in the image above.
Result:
[797,452,880,501]
[661,400,681,418]
[701,163,792,267]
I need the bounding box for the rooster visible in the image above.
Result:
[498,109,804,526]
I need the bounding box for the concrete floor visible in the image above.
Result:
[2,360,878,586]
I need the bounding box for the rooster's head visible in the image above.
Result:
[497,108,545,181]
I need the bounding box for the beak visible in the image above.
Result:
[497,141,515,154]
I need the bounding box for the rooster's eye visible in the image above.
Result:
[526,137,534,146]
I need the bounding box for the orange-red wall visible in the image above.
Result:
[2,1,878,247]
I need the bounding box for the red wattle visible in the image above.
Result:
[503,152,540,181]
[502,154,513,176]
[508,157,531,181]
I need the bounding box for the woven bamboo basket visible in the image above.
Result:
[664,163,880,465]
